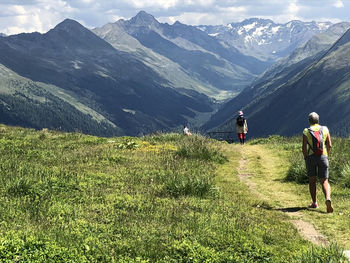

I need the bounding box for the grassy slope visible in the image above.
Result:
[0,125,347,262]
[246,137,350,248]
[0,64,118,127]
[0,64,123,136]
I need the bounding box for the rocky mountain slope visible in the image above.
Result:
[93,11,271,99]
[203,23,350,137]
[198,18,331,62]
[0,12,342,137]
[0,19,213,136]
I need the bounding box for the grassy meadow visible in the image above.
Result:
[249,135,350,249]
[0,125,348,262]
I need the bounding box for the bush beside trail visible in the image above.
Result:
[250,135,350,187]
[287,137,350,187]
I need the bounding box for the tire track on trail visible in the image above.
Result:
[236,145,329,247]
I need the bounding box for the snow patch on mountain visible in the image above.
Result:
[197,18,332,62]
[243,22,257,32]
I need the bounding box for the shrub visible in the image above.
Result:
[166,239,219,262]
[285,155,308,184]
[327,138,350,185]
[340,164,350,188]
[294,243,347,263]
[116,138,140,150]
[0,232,86,262]
[284,137,350,187]
[175,135,227,164]
[163,170,216,198]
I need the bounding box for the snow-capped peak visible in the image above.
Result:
[195,18,333,62]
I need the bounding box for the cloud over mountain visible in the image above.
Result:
[0,0,349,35]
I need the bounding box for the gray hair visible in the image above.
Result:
[308,112,319,125]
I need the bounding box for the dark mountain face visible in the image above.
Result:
[112,11,271,92]
[0,18,213,136]
[244,39,350,137]
[204,25,350,138]
[1,13,345,137]
[92,21,230,101]
[166,21,269,75]
[0,19,121,84]
[129,11,159,26]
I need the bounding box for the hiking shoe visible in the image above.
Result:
[308,202,319,209]
[325,200,333,213]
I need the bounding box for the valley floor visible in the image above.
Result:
[223,143,350,259]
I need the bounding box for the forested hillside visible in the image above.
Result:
[0,65,122,136]
[0,18,214,136]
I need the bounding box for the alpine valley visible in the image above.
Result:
[204,22,350,137]
[0,11,341,136]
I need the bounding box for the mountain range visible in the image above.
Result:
[197,19,331,62]
[0,17,215,136]
[1,11,345,137]
[92,11,272,99]
[204,22,350,137]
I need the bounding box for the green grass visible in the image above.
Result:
[249,135,350,250]
[296,243,346,263]
[0,125,348,262]
[250,135,350,187]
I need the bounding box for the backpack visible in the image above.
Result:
[236,116,245,127]
[308,127,324,156]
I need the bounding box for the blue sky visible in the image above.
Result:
[1,0,349,35]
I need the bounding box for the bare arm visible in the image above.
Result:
[326,133,332,156]
[302,134,308,159]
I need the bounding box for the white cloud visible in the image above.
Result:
[0,0,75,34]
[0,0,349,35]
[160,12,217,25]
[284,0,301,21]
[130,0,179,9]
[288,1,300,14]
[334,0,344,8]
[185,0,215,6]
[159,5,246,25]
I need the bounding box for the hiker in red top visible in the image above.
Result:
[302,112,333,213]
[236,111,248,144]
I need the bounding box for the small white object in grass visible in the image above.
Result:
[344,250,350,261]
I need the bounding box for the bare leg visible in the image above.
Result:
[237,134,242,144]
[309,176,317,204]
[320,178,331,200]
[320,178,333,213]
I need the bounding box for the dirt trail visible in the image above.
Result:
[236,145,329,246]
